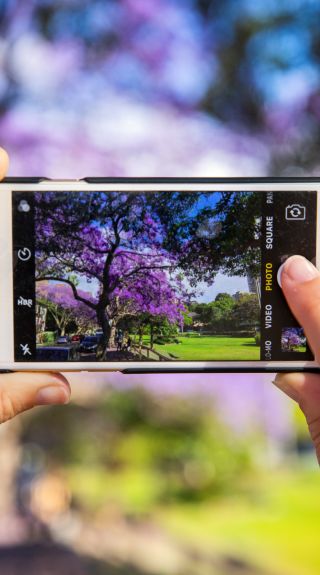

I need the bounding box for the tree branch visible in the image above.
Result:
[120,264,173,282]
[36,277,97,310]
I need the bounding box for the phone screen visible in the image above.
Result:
[12,189,317,363]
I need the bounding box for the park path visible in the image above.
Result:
[103,347,139,361]
[0,522,274,575]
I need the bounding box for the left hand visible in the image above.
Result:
[0,147,71,423]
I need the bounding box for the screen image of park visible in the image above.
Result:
[30,189,262,362]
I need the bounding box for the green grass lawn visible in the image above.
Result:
[67,464,320,575]
[294,345,307,353]
[157,468,320,575]
[147,335,260,361]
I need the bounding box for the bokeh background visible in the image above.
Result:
[1,1,320,574]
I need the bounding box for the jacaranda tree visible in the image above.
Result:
[35,191,196,344]
[36,281,97,335]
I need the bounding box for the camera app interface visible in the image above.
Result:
[12,189,316,362]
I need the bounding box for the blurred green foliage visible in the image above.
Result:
[20,388,256,515]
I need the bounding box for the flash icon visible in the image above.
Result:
[18,200,31,213]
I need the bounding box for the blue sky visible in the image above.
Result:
[197,273,249,303]
[77,269,250,304]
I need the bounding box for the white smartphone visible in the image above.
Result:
[0,177,319,373]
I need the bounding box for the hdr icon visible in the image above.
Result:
[285,204,306,221]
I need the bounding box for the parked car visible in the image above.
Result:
[71,334,82,343]
[36,346,80,361]
[56,335,70,345]
[95,330,104,343]
[79,336,99,354]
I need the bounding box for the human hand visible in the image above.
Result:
[274,255,320,462]
[0,147,70,423]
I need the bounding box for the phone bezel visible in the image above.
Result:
[0,177,319,373]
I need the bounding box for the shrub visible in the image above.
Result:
[183,331,201,338]
[42,331,56,343]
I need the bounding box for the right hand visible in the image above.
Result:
[274,255,320,463]
[0,147,71,423]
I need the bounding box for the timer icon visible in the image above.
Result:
[17,247,32,262]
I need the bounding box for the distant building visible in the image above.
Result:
[185,311,204,333]
[233,291,246,301]
[247,274,261,305]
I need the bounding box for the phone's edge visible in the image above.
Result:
[121,367,320,374]
[83,177,320,184]
[3,176,320,184]
[1,367,319,374]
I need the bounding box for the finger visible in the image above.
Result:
[274,372,320,463]
[0,372,70,423]
[0,147,9,180]
[278,255,320,360]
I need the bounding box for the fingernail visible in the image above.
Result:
[272,373,284,388]
[277,256,319,288]
[272,373,285,388]
[35,385,70,406]
[272,373,300,402]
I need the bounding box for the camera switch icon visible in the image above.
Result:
[285,204,306,221]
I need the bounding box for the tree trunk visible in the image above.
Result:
[109,324,117,348]
[97,307,111,347]
[138,325,143,359]
[150,323,154,349]
[52,313,65,337]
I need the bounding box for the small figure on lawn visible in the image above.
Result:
[124,336,132,353]
[115,329,124,351]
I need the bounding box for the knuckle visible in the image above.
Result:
[309,425,320,446]
[0,390,18,423]
[312,435,320,455]
[305,412,320,452]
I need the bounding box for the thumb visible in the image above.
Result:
[274,372,320,463]
[278,255,320,360]
[0,147,9,180]
[0,372,70,423]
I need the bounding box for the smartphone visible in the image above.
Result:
[0,176,319,373]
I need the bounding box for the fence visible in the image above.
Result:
[131,343,172,361]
